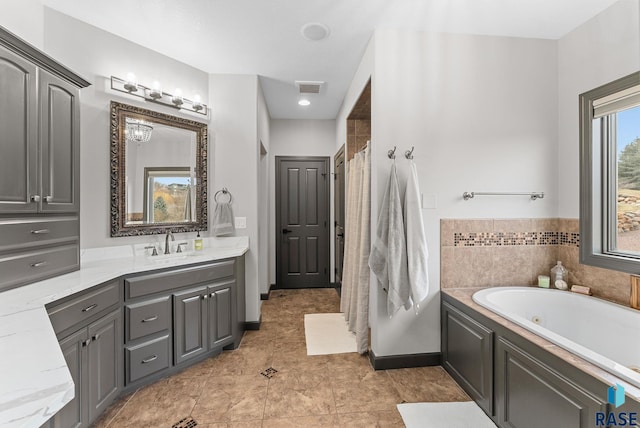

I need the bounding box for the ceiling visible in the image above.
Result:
[43,0,621,120]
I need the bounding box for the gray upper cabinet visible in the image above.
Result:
[39,70,80,213]
[0,44,38,212]
[0,26,89,293]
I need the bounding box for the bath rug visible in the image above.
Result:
[397,401,497,428]
[304,313,357,355]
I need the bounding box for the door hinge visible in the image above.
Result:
[324,221,327,227]
[334,267,338,274]
[324,268,327,274]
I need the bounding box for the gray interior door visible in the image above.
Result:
[276,157,330,288]
[334,146,345,289]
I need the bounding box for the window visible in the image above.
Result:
[142,167,195,224]
[580,72,640,273]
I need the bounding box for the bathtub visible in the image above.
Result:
[472,286,640,388]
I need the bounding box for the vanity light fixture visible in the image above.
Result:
[172,88,184,106]
[149,81,162,100]
[110,75,208,116]
[298,99,311,106]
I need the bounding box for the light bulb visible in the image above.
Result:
[149,81,162,99]
[124,72,138,92]
[172,88,184,106]
[298,99,311,106]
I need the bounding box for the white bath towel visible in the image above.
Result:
[404,161,429,312]
[369,162,410,317]
[212,202,235,236]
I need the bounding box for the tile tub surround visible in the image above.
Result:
[0,237,249,428]
[441,218,632,305]
[443,288,640,404]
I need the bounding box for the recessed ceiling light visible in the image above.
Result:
[301,23,330,41]
[298,99,311,106]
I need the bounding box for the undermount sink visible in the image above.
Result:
[146,251,198,263]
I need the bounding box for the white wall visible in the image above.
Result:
[41,8,210,250]
[269,119,337,286]
[0,0,44,49]
[257,82,271,296]
[209,73,261,322]
[342,30,558,357]
[557,0,640,218]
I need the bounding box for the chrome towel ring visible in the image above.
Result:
[214,187,233,203]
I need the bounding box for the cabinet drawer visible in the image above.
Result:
[48,280,120,334]
[0,244,79,292]
[0,217,78,252]
[126,335,171,384]
[125,296,171,342]
[125,260,235,299]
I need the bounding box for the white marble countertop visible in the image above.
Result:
[0,237,249,428]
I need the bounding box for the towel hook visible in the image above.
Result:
[405,146,415,159]
[387,146,397,159]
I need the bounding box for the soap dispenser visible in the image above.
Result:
[550,261,569,290]
[194,231,203,251]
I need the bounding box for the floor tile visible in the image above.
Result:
[264,369,336,418]
[97,288,470,427]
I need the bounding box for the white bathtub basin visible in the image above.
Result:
[473,286,640,389]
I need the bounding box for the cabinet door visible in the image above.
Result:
[39,70,80,213]
[208,281,234,348]
[0,45,38,213]
[173,286,207,364]
[495,337,606,428]
[87,309,121,424]
[442,302,493,415]
[52,329,88,428]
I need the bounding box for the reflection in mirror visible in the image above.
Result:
[580,72,640,273]
[110,101,208,237]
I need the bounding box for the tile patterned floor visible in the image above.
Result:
[93,288,469,427]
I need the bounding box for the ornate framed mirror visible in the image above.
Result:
[110,101,208,237]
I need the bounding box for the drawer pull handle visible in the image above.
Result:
[142,355,158,364]
[30,195,41,202]
[92,334,100,341]
[30,261,48,268]
[44,196,53,203]
[82,303,98,312]
[82,338,91,347]
[31,229,50,235]
[142,315,158,323]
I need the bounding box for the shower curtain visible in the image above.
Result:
[341,143,371,354]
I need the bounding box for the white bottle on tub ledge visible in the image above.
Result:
[550,261,569,290]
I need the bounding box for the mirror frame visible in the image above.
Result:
[110,101,208,237]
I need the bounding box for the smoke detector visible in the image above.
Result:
[295,80,326,95]
[301,23,330,41]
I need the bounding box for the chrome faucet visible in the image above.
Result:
[164,231,174,254]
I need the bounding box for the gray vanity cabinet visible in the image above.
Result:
[173,286,208,364]
[208,280,234,348]
[441,301,494,415]
[0,26,89,293]
[47,280,122,428]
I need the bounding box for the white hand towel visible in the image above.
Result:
[404,161,429,312]
[212,202,235,236]
[369,162,410,317]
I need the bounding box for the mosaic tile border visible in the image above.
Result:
[453,231,580,247]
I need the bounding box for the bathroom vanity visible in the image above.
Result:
[442,289,640,428]
[0,238,248,428]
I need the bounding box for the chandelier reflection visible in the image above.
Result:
[125,118,153,143]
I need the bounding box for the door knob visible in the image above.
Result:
[282,229,293,234]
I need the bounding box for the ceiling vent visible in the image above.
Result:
[295,80,325,94]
